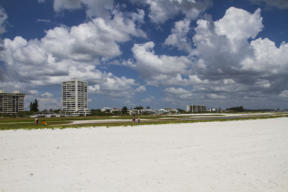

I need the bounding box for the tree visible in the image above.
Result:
[89,109,112,116]
[30,99,39,112]
[33,99,39,112]
[29,102,33,112]
[17,111,33,117]
[134,105,143,110]
[177,108,186,113]
[121,106,128,115]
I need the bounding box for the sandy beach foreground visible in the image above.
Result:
[1,118,288,192]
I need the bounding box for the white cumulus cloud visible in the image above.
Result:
[164,19,192,52]
[215,7,263,42]
[143,0,212,23]
[0,10,146,98]
[241,38,288,73]
[279,90,288,97]
[132,41,191,79]
[165,87,193,99]
[156,6,288,104]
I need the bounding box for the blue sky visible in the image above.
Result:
[0,0,288,110]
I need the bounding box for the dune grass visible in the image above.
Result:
[0,113,287,131]
[55,114,287,129]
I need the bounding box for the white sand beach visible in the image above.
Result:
[1,118,288,192]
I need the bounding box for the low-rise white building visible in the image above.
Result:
[186,105,207,113]
[101,107,112,113]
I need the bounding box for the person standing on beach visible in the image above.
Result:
[42,120,47,126]
[132,115,136,122]
[35,117,38,125]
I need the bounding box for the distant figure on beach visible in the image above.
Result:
[137,118,140,124]
[35,117,38,125]
[42,120,47,126]
[132,115,136,122]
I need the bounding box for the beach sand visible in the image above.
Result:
[1,118,288,192]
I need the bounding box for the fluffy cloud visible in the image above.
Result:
[48,0,147,21]
[41,92,54,97]
[164,19,192,52]
[141,96,155,104]
[41,11,145,61]
[128,6,288,104]
[25,90,60,110]
[0,10,145,97]
[145,74,189,86]
[192,8,259,80]
[28,90,39,95]
[2,2,288,108]
[0,7,8,34]
[279,90,288,97]
[52,0,212,23]
[215,8,263,42]
[190,6,288,99]
[135,85,146,92]
[213,7,263,53]
[138,0,212,23]
[88,73,138,97]
[206,93,226,99]
[241,38,288,73]
[132,41,191,79]
[165,87,193,99]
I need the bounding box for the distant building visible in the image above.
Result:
[207,107,222,112]
[207,107,217,112]
[128,109,137,116]
[142,109,157,115]
[165,108,178,114]
[128,109,145,115]
[101,107,112,113]
[186,105,206,113]
[0,91,25,114]
[111,108,121,114]
[62,80,88,115]
[158,108,169,114]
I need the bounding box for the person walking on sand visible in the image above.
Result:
[132,115,136,122]
[137,118,140,124]
[42,120,47,126]
[35,117,38,125]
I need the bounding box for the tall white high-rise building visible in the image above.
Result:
[62,80,88,115]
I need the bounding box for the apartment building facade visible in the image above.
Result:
[0,91,25,114]
[186,105,207,113]
[62,80,88,115]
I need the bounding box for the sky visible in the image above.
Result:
[0,0,288,110]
